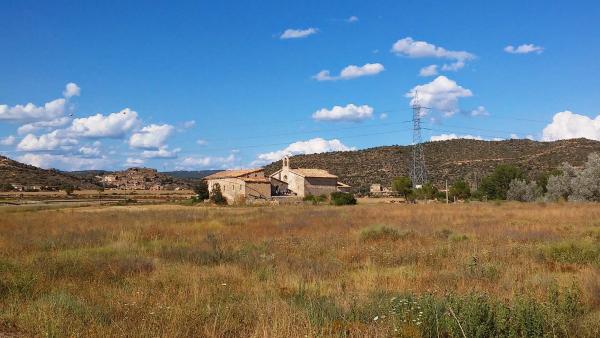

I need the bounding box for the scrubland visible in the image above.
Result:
[1,202,600,337]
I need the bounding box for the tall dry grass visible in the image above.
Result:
[0,202,599,336]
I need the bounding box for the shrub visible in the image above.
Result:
[413,182,438,200]
[449,180,471,200]
[478,164,523,200]
[61,184,75,195]
[330,192,356,205]
[506,179,542,202]
[360,225,402,242]
[392,176,413,199]
[209,183,227,205]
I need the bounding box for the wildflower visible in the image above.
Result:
[373,316,379,321]
[221,283,227,286]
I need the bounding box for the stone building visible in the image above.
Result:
[203,168,271,203]
[269,156,349,197]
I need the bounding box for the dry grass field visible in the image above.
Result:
[1,202,600,337]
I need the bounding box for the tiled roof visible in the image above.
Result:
[241,177,270,183]
[203,168,263,180]
[290,168,337,178]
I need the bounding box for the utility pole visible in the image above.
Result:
[410,91,429,188]
[445,179,449,204]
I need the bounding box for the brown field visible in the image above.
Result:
[1,202,600,337]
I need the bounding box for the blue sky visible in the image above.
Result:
[1,0,599,171]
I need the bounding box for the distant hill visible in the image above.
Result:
[264,138,600,192]
[161,170,222,180]
[0,156,100,189]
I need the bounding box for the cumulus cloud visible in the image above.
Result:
[504,44,543,54]
[346,16,359,23]
[313,63,384,81]
[470,106,490,117]
[141,146,181,159]
[280,28,318,39]
[392,37,474,61]
[196,139,208,146]
[0,98,66,122]
[177,154,236,170]
[69,109,139,138]
[0,135,16,146]
[419,65,438,77]
[63,82,81,98]
[183,120,196,129]
[126,158,145,167]
[17,117,71,135]
[18,153,110,170]
[78,145,101,158]
[0,83,80,123]
[542,111,600,141]
[17,130,78,151]
[392,37,474,74]
[406,76,473,117]
[255,137,355,164]
[430,134,483,142]
[128,124,174,149]
[312,104,374,122]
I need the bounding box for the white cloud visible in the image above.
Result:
[128,123,174,149]
[177,154,236,170]
[0,135,16,146]
[379,112,388,119]
[17,117,71,135]
[430,133,483,142]
[126,157,145,167]
[0,98,66,122]
[17,130,78,151]
[441,60,465,72]
[504,44,543,54]
[196,139,208,146]
[346,16,359,23]
[391,37,474,61]
[17,153,110,170]
[280,28,318,39]
[406,76,473,117]
[542,111,600,141]
[141,146,181,159]
[255,137,355,164]
[470,106,490,117]
[79,146,101,158]
[419,65,438,77]
[63,82,81,98]
[69,109,139,138]
[312,104,374,122]
[183,120,196,129]
[314,63,384,81]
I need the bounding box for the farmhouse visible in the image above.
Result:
[269,156,349,197]
[204,168,271,203]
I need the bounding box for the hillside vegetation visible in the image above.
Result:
[0,156,100,189]
[265,138,600,192]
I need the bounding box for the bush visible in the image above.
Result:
[61,184,75,195]
[478,164,523,200]
[209,183,227,205]
[413,182,438,200]
[449,180,471,200]
[0,183,15,192]
[506,179,542,202]
[545,153,600,202]
[392,176,413,199]
[330,192,356,205]
[360,225,402,242]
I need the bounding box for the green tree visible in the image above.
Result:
[0,183,15,192]
[536,169,562,193]
[392,176,413,200]
[478,164,524,200]
[209,183,227,205]
[414,182,438,200]
[330,192,357,205]
[194,180,210,200]
[449,180,471,200]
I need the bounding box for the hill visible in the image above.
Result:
[264,138,600,192]
[0,156,100,189]
[161,170,222,180]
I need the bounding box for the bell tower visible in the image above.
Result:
[282,156,290,169]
